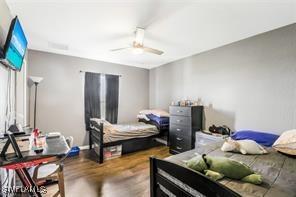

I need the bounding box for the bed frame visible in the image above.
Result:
[88,120,167,163]
[150,157,241,197]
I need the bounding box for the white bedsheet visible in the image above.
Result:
[103,122,159,143]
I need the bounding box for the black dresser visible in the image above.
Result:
[169,106,203,154]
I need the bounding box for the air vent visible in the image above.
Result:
[48,42,69,50]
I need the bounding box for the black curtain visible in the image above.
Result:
[105,74,119,124]
[84,72,101,130]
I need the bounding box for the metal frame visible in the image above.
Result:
[1,132,42,197]
[88,121,164,164]
[150,157,241,197]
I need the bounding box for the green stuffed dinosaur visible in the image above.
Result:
[185,154,262,185]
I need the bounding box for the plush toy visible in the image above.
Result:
[221,138,268,155]
[185,154,262,185]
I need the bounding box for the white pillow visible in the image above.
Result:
[221,138,267,155]
[90,118,112,126]
[90,118,116,134]
[137,114,150,121]
[273,129,296,156]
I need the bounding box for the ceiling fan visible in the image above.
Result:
[110,28,164,55]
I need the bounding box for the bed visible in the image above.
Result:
[150,141,296,197]
[137,109,170,131]
[88,119,165,163]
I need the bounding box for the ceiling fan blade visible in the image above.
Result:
[110,47,131,52]
[134,27,145,45]
[143,47,164,55]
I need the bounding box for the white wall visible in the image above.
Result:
[0,0,11,46]
[0,0,12,132]
[0,0,27,132]
[28,50,149,146]
[150,23,296,134]
[0,0,25,188]
[15,59,27,126]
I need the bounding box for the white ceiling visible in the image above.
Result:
[6,0,296,69]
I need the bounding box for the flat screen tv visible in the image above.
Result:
[3,16,28,71]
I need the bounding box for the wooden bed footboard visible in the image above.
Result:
[149,157,240,197]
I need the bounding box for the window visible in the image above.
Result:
[100,74,106,119]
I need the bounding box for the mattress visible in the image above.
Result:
[103,122,159,143]
[165,142,296,197]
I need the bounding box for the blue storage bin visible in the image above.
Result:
[68,146,80,157]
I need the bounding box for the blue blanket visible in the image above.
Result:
[146,114,169,126]
[231,130,279,147]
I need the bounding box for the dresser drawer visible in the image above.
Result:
[170,132,191,144]
[169,106,191,117]
[169,135,192,152]
[170,116,191,126]
[170,124,192,136]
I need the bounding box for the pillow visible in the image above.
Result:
[273,129,296,156]
[137,114,150,121]
[90,118,112,126]
[90,118,115,134]
[139,109,169,117]
[221,138,268,155]
[231,130,279,147]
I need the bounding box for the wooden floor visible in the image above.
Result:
[46,146,170,197]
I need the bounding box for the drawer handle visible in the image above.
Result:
[177,110,183,113]
[176,119,182,122]
[176,137,182,141]
[176,146,182,150]
[176,128,182,131]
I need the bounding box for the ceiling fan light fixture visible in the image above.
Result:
[111,27,163,55]
[132,47,143,54]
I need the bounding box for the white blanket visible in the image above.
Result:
[90,118,159,143]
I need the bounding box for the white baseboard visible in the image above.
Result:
[79,145,91,150]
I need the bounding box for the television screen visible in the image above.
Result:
[4,16,27,71]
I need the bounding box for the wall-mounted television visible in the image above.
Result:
[1,16,27,71]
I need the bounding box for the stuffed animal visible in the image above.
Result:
[185,154,262,185]
[221,138,268,155]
